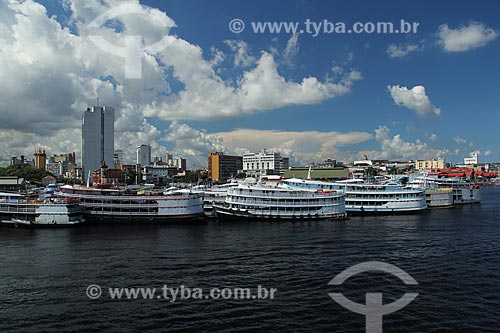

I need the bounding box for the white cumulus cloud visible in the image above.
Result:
[428,133,438,142]
[388,85,441,119]
[454,136,468,145]
[145,51,362,120]
[372,126,447,160]
[386,43,421,58]
[437,22,498,52]
[223,40,256,67]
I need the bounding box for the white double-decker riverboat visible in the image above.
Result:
[56,185,204,222]
[213,184,346,221]
[282,178,427,214]
[0,192,85,227]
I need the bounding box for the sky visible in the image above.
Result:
[0,0,499,168]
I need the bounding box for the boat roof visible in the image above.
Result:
[0,192,23,197]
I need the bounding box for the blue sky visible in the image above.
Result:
[1,0,499,167]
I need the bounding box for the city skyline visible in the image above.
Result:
[0,0,499,168]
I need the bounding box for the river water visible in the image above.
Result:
[1,187,499,332]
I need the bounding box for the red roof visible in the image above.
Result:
[440,172,466,177]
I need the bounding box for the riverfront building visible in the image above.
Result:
[136,144,152,166]
[415,158,446,170]
[82,106,115,181]
[242,150,289,176]
[208,152,243,182]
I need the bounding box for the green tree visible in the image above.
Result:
[235,172,246,179]
[0,164,54,183]
[125,169,137,185]
[366,167,379,178]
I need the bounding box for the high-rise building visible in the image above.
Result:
[164,153,173,165]
[208,152,242,182]
[33,149,46,170]
[173,157,187,171]
[46,160,75,177]
[82,106,115,180]
[152,156,163,165]
[114,149,124,168]
[136,144,151,166]
[49,152,76,164]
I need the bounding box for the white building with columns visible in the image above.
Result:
[243,149,289,175]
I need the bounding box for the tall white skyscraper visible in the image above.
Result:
[82,106,115,180]
[136,144,151,166]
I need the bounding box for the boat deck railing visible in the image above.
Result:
[229,189,342,199]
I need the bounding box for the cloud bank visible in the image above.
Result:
[0,0,365,165]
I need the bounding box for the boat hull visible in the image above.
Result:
[82,212,206,223]
[214,205,347,221]
[1,217,84,228]
[346,206,426,215]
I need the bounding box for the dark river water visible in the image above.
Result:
[1,187,500,332]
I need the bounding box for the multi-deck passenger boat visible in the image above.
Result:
[282,178,427,214]
[0,191,85,227]
[56,185,204,222]
[213,184,346,221]
[435,178,480,204]
[407,176,454,208]
[408,174,480,205]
